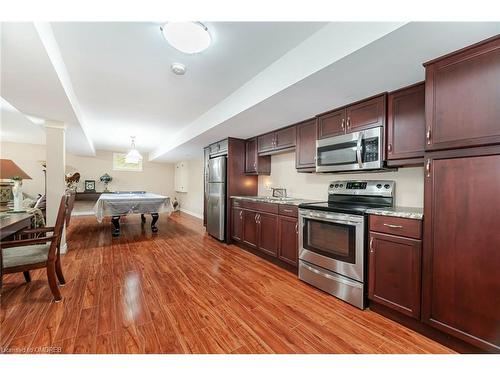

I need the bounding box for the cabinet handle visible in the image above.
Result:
[257,213,261,224]
[388,143,393,153]
[383,223,403,229]
[282,209,293,213]
[426,128,431,145]
[426,159,431,178]
[369,237,374,253]
[341,118,345,131]
[239,211,243,219]
[255,213,258,223]
[347,117,351,130]
[295,222,299,234]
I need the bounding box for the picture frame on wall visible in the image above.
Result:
[84,180,96,192]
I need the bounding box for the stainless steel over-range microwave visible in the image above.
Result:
[316,126,383,173]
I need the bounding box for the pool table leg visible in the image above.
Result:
[111,216,121,237]
[151,213,159,233]
[141,214,146,224]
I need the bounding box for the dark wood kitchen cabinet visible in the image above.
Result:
[422,149,500,352]
[231,207,243,241]
[278,215,298,266]
[387,82,425,166]
[317,109,345,139]
[424,36,500,151]
[295,118,317,171]
[257,212,279,257]
[257,126,296,154]
[368,231,422,319]
[345,94,386,132]
[317,94,386,139]
[242,209,258,248]
[245,137,271,175]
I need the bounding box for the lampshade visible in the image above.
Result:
[0,159,32,180]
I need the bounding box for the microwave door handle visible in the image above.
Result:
[356,132,363,168]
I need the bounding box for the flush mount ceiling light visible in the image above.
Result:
[161,22,211,54]
[125,136,143,164]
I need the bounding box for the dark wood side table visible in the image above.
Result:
[75,192,103,201]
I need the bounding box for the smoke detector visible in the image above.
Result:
[171,62,186,75]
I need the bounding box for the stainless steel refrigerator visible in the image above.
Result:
[207,156,226,241]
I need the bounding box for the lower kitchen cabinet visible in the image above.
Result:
[278,216,298,266]
[422,150,500,352]
[257,212,279,257]
[368,231,422,319]
[242,209,258,248]
[232,207,243,241]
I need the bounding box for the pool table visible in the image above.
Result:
[94,192,171,236]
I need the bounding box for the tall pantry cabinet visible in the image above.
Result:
[422,35,500,352]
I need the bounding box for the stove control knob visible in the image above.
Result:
[376,184,382,189]
[384,184,390,189]
[340,184,344,188]
[329,184,334,188]
[335,184,339,188]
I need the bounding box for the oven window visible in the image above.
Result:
[303,218,356,264]
[317,141,357,166]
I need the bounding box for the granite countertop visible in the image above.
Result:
[366,206,424,220]
[231,196,317,206]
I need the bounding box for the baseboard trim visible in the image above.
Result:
[179,208,203,219]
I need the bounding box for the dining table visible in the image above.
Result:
[0,212,34,240]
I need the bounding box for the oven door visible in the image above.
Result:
[299,209,365,282]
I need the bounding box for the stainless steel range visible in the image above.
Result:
[298,180,395,309]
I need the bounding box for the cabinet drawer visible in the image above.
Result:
[369,215,422,239]
[241,200,279,214]
[278,204,298,218]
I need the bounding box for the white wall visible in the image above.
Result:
[0,141,175,198]
[258,152,424,208]
[176,158,204,218]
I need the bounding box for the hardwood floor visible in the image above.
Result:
[1,212,454,354]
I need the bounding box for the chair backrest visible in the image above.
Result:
[47,194,69,261]
[65,191,76,227]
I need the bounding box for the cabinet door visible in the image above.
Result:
[368,232,421,319]
[232,208,243,241]
[346,95,386,132]
[257,132,276,153]
[275,126,296,150]
[425,37,500,151]
[317,109,345,139]
[295,119,317,170]
[242,210,258,248]
[245,138,257,173]
[257,212,278,257]
[278,216,298,266]
[387,83,425,161]
[422,152,500,352]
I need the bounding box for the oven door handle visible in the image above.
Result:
[356,132,363,169]
[300,214,362,226]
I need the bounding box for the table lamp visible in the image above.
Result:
[0,159,32,211]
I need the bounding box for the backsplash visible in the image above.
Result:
[257,152,424,207]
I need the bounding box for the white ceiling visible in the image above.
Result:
[1,21,499,162]
[0,97,45,144]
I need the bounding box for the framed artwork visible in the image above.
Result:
[84,180,96,192]
[112,153,143,172]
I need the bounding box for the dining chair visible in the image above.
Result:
[0,193,69,302]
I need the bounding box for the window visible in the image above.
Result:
[113,153,143,172]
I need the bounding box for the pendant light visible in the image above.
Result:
[125,136,143,164]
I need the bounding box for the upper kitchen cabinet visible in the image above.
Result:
[257,126,296,154]
[295,119,317,172]
[317,109,345,139]
[345,94,386,132]
[245,137,271,175]
[317,94,386,139]
[422,148,500,352]
[208,139,228,157]
[387,83,425,166]
[424,36,500,151]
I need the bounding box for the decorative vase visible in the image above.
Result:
[12,179,23,211]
